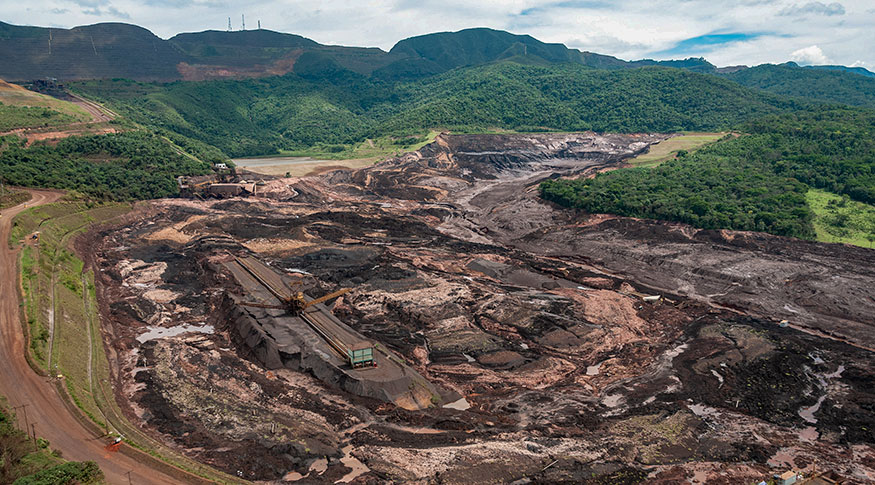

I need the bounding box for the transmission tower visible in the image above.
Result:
[227,17,231,31]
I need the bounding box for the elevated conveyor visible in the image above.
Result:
[234,256,375,367]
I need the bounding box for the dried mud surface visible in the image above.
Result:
[82,133,875,484]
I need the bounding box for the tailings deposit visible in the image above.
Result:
[78,133,875,483]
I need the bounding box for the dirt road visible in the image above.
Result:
[0,190,181,484]
[66,92,116,123]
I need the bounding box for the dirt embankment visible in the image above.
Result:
[83,133,875,483]
[0,190,186,485]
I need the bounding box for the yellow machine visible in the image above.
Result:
[241,288,352,316]
[234,256,375,368]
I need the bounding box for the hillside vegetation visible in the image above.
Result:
[0,131,213,199]
[0,189,31,210]
[0,79,91,132]
[0,104,80,132]
[0,22,718,82]
[541,109,875,241]
[627,133,726,168]
[807,189,875,247]
[726,63,875,108]
[0,397,103,484]
[0,80,91,118]
[72,63,803,157]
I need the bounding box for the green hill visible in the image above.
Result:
[72,62,803,157]
[379,28,715,80]
[0,79,91,131]
[0,21,717,83]
[0,131,214,199]
[379,63,794,134]
[541,108,875,241]
[0,21,186,81]
[725,63,875,108]
[808,65,875,79]
[387,28,585,72]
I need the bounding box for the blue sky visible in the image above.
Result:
[3,0,873,69]
[653,33,769,59]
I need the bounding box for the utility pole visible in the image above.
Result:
[258,20,261,30]
[13,404,29,434]
[31,423,37,451]
[227,17,231,32]
[126,470,133,484]
[241,14,245,30]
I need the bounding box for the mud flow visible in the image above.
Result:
[80,133,875,483]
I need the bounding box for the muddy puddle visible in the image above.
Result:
[443,397,472,410]
[135,323,214,343]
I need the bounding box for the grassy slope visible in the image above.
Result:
[12,201,131,418]
[806,189,875,248]
[0,189,31,210]
[0,80,91,132]
[0,80,90,119]
[0,104,78,132]
[11,201,242,484]
[628,132,726,168]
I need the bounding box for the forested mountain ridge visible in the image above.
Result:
[0,22,716,82]
[3,18,872,98]
[0,22,185,81]
[71,62,807,157]
[725,63,875,108]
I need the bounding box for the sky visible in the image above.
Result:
[3,0,874,68]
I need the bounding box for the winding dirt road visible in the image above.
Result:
[0,190,180,484]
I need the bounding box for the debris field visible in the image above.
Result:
[80,132,875,483]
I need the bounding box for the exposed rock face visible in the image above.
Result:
[333,132,661,201]
[85,133,875,483]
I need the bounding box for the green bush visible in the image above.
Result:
[0,131,213,200]
[12,461,102,485]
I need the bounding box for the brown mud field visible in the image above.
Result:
[78,132,875,483]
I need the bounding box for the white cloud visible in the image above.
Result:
[790,45,830,65]
[779,2,846,16]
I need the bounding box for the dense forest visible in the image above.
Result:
[540,108,875,239]
[0,131,213,199]
[725,63,875,109]
[71,63,805,157]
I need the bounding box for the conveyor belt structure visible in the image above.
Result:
[235,256,375,368]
